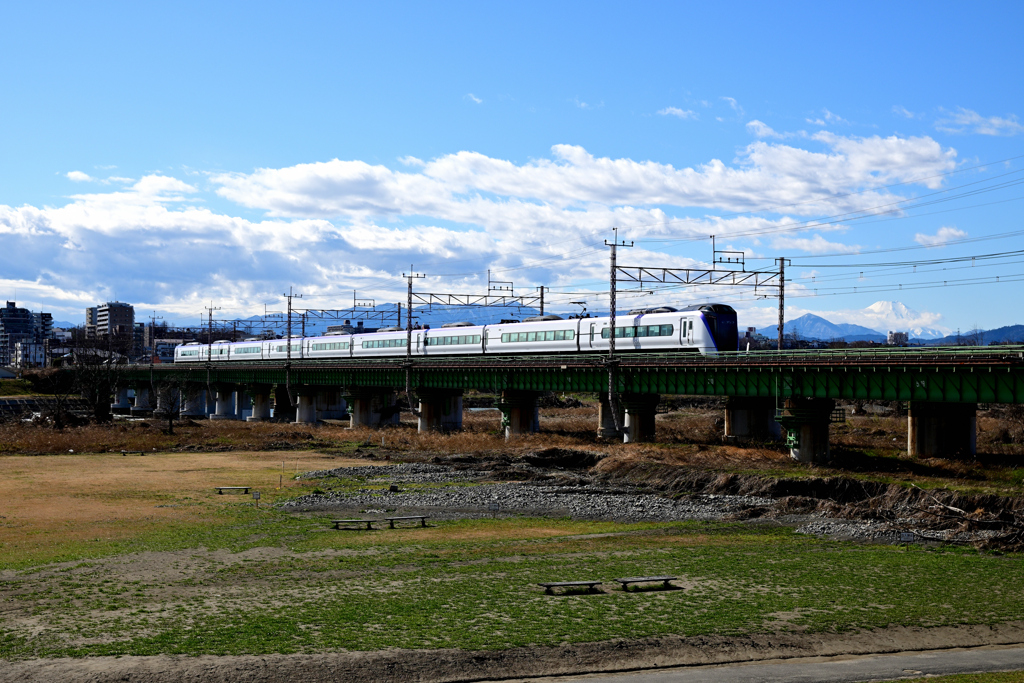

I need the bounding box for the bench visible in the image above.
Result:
[385,515,428,529]
[614,575,678,591]
[331,519,377,530]
[538,581,602,595]
[215,486,251,495]
[121,450,144,456]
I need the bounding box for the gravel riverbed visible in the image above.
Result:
[287,462,1002,545]
[286,463,775,523]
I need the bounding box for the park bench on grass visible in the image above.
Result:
[121,450,144,456]
[385,515,428,528]
[331,519,378,530]
[614,576,678,591]
[215,486,251,495]
[538,580,602,595]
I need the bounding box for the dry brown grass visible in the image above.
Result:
[0,450,363,565]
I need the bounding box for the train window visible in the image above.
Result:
[275,343,301,353]
[311,342,349,351]
[235,346,261,354]
[502,330,573,343]
[362,339,408,348]
[179,349,199,356]
[427,335,481,346]
[602,325,673,339]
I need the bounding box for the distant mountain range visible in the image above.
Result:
[922,324,1024,346]
[758,315,1024,344]
[757,314,886,342]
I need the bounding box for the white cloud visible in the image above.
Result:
[66,171,93,182]
[936,107,1024,136]
[914,226,967,247]
[823,109,846,124]
[398,156,426,167]
[464,93,482,104]
[721,96,743,116]
[3,133,962,322]
[892,105,919,119]
[658,107,697,120]
[746,120,783,138]
[574,97,602,110]
[770,234,860,254]
[807,109,847,127]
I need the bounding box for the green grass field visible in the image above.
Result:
[2,499,1022,660]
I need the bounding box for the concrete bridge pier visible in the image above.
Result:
[417,389,463,433]
[779,398,835,463]
[209,384,237,420]
[725,396,782,441]
[246,385,273,422]
[621,393,660,443]
[908,401,977,458]
[316,389,348,420]
[180,386,206,418]
[274,385,297,422]
[111,386,131,415]
[130,387,152,416]
[499,390,541,438]
[153,387,179,417]
[348,388,400,428]
[294,388,318,424]
[597,393,625,439]
[233,390,250,420]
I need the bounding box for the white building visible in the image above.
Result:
[13,341,45,368]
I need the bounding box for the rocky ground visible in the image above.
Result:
[287,452,1021,546]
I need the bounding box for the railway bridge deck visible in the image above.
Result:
[114,346,1024,462]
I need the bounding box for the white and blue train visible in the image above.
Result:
[174,304,738,363]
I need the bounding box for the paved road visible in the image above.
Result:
[505,646,1024,683]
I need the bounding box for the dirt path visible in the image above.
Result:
[3,622,1023,683]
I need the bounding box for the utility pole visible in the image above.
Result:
[538,286,545,316]
[282,287,303,406]
[149,312,163,358]
[204,302,221,361]
[403,266,425,357]
[403,266,425,415]
[775,258,788,350]
[282,287,303,363]
[605,229,633,434]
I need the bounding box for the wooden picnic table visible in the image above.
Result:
[614,575,678,591]
[331,519,377,530]
[384,515,429,528]
[538,580,602,595]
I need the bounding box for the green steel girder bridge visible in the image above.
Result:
[121,346,1024,404]
[115,346,1024,462]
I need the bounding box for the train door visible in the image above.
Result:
[482,329,489,354]
[588,322,597,349]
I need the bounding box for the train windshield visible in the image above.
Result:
[701,305,738,351]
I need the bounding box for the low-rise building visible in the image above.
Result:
[13,341,45,368]
[887,331,909,346]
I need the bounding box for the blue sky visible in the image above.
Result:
[2,1,1022,336]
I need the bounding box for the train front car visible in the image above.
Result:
[682,304,738,355]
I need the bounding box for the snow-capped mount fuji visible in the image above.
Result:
[860,301,949,339]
